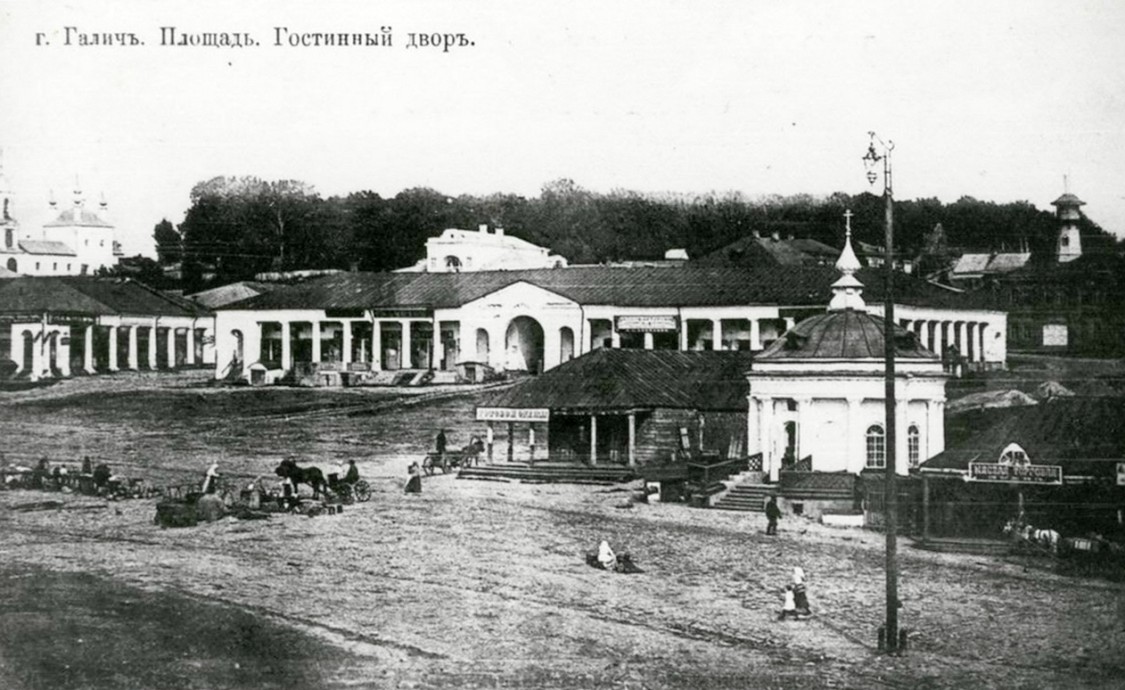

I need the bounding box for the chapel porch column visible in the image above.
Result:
[796,397,812,466]
[711,319,722,351]
[643,332,654,350]
[610,321,621,348]
[83,325,95,373]
[679,319,689,351]
[917,320,929,350]
[846,396,863,473]
[932,322,945,359]
[759,396,776,481]
[750,318,762,350]
[401,320,412,368]
[57,332,71,378]
[895,396,910,476]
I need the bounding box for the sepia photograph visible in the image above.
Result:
[1,1,1124,688]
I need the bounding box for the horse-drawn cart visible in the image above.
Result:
[421,449,481,475]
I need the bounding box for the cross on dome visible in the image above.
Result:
[828,209,866,312]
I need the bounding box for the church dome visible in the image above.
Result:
[754,309,936,361]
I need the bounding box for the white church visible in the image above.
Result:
[0,163,121,277]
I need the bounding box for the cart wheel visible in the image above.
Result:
[441,456,450,474]
[337,483,354,504]
[353,480,372,502]
[422,456,435,476]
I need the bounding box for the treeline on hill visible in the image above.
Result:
[152,176,1115,293]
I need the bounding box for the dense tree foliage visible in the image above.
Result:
[169,176,1118,292]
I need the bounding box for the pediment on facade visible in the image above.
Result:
[461,281,578,310]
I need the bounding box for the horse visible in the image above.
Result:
[274,458,327,499]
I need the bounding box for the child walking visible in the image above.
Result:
[778,584,799,621]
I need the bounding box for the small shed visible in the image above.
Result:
[917,398,1125,539]
[476,349,752,467]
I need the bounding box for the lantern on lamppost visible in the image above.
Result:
[863,131,902,654]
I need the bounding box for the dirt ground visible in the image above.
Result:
[2,372,1124,689]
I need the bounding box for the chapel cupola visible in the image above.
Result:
[828,209,866,312]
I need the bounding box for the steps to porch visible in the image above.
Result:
[458,462,637,485]
[712,473,777,512]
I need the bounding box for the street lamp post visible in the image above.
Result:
[863,131,900,653]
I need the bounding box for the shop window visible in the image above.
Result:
[998,443,1029,466]
[865,425,885,468]
[907,425,920,468]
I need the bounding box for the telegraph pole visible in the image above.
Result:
[863,131,899,652]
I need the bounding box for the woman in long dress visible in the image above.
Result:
[405,461,423,494]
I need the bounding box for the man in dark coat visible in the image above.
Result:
[765,496,782,535]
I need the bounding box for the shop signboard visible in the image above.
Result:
[476,407,550,422]
[615,315,677,332]
[968,462,1062,485]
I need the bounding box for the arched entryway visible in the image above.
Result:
[475,328,490,363]
[505,316,544,374]
[559,326,575,363]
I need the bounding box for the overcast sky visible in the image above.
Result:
[1,0,1123,257]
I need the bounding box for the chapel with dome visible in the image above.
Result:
[745,211,949,485]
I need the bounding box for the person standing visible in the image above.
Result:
[778,585,799,621]
[765,496,782,535]
[792,566,811,617]
[201,461,220,494]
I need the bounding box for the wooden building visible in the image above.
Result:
[475,348,753,467]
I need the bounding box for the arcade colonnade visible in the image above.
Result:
[4,316,214,381]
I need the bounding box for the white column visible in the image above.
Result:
[589,415,598,466]
[31,328,45,381]
[750,318,762,350]
[679,319,689,350]
[281,322,292,370]
[711,319,722,351]
[627,413,636,466]
[127,326,139,370]
[166,327,176,369]
[342,321,353,365]
[916,321,928,351]
[401,320,412,369]
[148,320,158,370]
[958,322,968,357]
[895,398,909,476]
[610,323,621,348]
[643,332,654,350]
[311,321,322,363]
[796,397,811,467]
[430,318,440,370]
[108,326,119,371]
[372,319,383,370]
[847,396,862,473]
[760,396,775,481]
[57,332,71,377]
[932,322,944,358]
[784,317,796,333]
[976,323,986,363]
[928,401,945,458]
[83,325,95,373]
[186,325,196,365]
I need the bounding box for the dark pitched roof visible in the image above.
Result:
[922,397,1125,477]
[0,277,114,315]
[0,277,208,318]
[754,309,937,361]
[226,265,995,312]
[479,349,754,413]
[696,235,839,268]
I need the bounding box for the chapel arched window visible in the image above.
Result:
[907,425,920,468]
[865,425,885,469]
